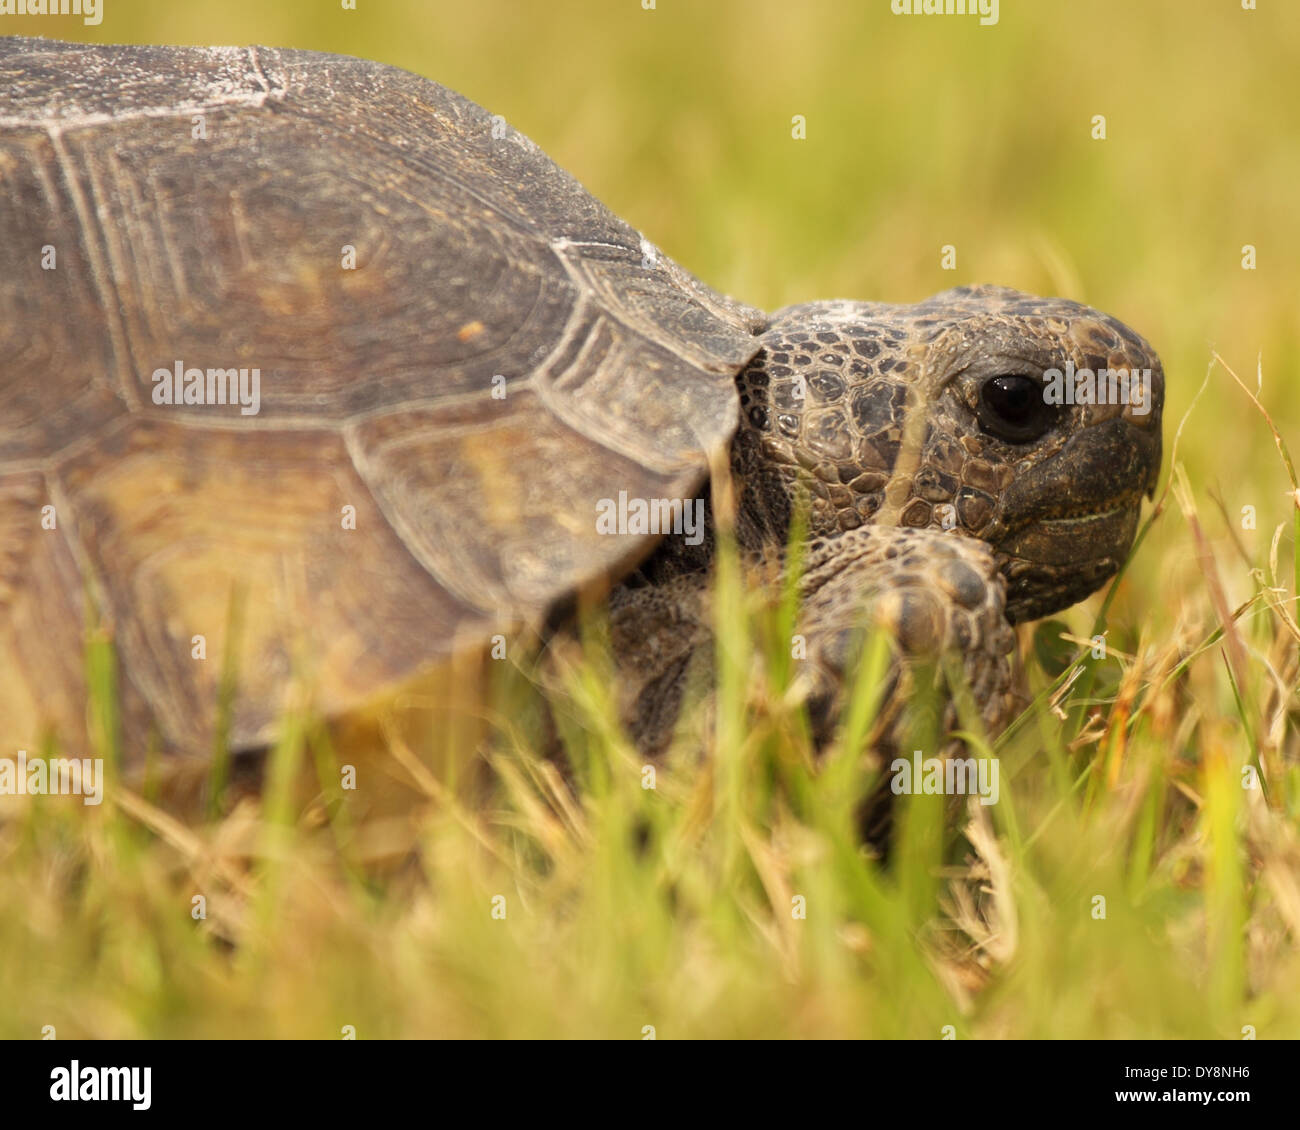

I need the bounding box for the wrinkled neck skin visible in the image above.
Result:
[616,415,795,594]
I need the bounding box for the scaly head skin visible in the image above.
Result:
[608,285,1163,762]
[732,285,1164,621]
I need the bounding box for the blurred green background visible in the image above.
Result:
[8,0,1296,595]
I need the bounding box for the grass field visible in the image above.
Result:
[1,1,1297,1038]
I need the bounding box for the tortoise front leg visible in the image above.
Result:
[796,524,1018,751]
[606,524,1017,761]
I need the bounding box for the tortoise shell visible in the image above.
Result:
[0,38,765,757]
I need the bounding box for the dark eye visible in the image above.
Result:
[977,374,1056,443]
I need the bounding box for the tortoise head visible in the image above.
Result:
[737,285,1164,621]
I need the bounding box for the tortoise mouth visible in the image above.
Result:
[997,497,1154,621]
[996,504,1139,621]
[998,503,1139,565]
[999,502,1147,623]
[990,416,1158,619]
[999,550,1127,623]
[995,418,1160,522]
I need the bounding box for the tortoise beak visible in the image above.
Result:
[993,415,1162,620]
[998,416,1162,534]
[1134,361,1164,501]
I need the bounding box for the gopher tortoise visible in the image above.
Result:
[0,38,1163,764]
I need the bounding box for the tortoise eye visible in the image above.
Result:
[977,374,1056,443]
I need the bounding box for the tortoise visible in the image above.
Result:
[0,38,1164,767]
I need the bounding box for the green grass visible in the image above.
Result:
[2,411,1296,1038]
[1,0,1298,1038]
